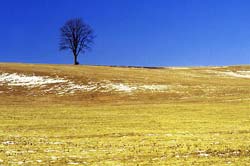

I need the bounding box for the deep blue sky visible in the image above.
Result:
[0,0,250,66]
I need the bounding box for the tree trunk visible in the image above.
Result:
[74,54,78,65]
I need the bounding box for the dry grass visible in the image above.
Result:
[0,63,250,165]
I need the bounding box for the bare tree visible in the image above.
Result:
[60,18,94,65]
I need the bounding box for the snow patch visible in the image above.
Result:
[139,85,168,91]
[206,70,250,78]
[0,72,169,94]
[0,72,88,95]
[0,73,66,87]
[98,82,168,93]
[100,82,137,92]
[219,71,250,78]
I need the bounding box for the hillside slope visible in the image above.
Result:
[1,63,250,165]
[0,63,250,105]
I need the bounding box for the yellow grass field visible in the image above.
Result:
[0,63,250,165]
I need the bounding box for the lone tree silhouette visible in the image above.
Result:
[60,18,94,65]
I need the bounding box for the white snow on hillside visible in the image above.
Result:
[221,71,250,78]
[0,73,66,87]
[209,70,250,78]
[94,80,169,93]
[101,82,137,93]
[139,85,168,91]
[0,72,169,95]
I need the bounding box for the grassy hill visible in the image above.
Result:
[1,63,250,105]
[0,63,250,165]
